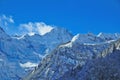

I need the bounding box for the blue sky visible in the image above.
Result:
[0,0,120,35]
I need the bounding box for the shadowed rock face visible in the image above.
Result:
[23,34,120,80]
[59,50,120,80]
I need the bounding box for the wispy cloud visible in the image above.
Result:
[0,15,14,26]
[0,15,15,34]
[3,15,14,23]
[19,22,34,36]
[0,14,54,36]
[19,22,54,36]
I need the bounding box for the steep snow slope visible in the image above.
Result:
[0,27,73,79]
[23,33,120,80]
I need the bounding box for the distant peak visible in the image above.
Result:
[97,32,120,40]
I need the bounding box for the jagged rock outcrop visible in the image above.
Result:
[23,34,120,80]
[59,50,120,80]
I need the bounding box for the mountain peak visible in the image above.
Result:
[97,32,120,40]
[71,33,99,44]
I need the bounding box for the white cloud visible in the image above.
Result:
[0,15,14,25]
[0,14,54,36]
[20,22,34,32]
[35,22,54,35]
[0,15,15,34]
[0,15,14,29]
[19,22,54,36]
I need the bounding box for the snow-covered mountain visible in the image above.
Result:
[97,32,120,40]
[0,25,120,80]
[0,27,73,79]
[24,33,120,80]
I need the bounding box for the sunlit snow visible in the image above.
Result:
[71,34,80,42]
[19,62,38,68]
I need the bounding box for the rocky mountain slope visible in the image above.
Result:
[24,33,120,80]
[59,50,120,80]
[0,27,73,80]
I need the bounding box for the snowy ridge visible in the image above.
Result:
[60,33,120,48]
[97,32,120,40]
[71,34,80,42]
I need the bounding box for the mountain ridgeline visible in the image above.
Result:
[23,33,120,80]
[0,26,120,80]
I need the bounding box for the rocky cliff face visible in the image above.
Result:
[23,34,120,80]
[59,50,120,80]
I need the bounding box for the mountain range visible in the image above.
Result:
[0,27,72,80]
[23,32,120,80]
[0,26,120,80]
